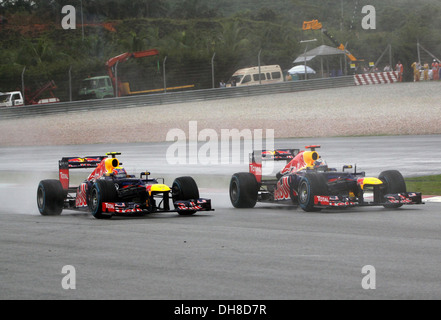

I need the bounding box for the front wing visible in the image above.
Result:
[174,199,213,212]
[101,198,213,215]
[313,192,423,208]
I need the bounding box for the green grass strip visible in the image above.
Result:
[405,175,441,196]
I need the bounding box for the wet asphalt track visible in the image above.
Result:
[1,135,441,300]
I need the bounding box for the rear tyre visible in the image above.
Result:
[379,170,406,209]
[172,176,200,215]
[89,180,117,219]
[229,173,259,208]
[37,180,64,216]
[298,173,328,212]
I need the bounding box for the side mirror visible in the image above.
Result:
[140,171,151,179]
[342,165,353,172]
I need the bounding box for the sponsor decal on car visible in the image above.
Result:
[274,176,290,200]
[314,195,330,206]
[75,183,88,207]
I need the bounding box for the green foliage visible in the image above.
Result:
[1,0,441,99]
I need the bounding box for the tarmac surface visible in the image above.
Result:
[1,196,440,300]
[1,135,441,300]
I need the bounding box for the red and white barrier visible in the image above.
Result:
[423,196,441,203]
[354,71,399,85]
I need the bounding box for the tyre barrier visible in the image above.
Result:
[354,71,399,85]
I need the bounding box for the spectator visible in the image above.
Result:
[395,61,404,82]
[432,60,439,81]
[411,62,420,82]
[219,80,226,88]
[384,64,392,72]
[423,62,430,81]
[438,62,441,79]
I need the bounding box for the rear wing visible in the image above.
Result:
[59,156,107,190]
[59,156,107,170]
[249,149,299,182]
[261,149,299,161]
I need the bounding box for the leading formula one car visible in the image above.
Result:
[229,145,423,212]
[37,152,213,219]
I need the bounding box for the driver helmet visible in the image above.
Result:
[313,158,327,169]
[112,167,128,178]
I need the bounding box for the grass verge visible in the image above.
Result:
[405,175,441,196]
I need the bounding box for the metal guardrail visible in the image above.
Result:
[0,76,355,119]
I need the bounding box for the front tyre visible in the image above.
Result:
[379,170,406,209]
[172,176,200,216]
[37,180,64,216]
[229,173,259,208]
[298,173,328,212]
[89,180,117,219]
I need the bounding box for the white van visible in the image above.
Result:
[227,65,284,87]
[0,91,24,107]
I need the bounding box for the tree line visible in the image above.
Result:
[1,0,440,100]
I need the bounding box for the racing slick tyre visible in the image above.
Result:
[379,170,407,209]
[298,173,328,212]
[229,172,259,208]
[172,176,200,216]
[89,180,118,219]
[37,179,64,216]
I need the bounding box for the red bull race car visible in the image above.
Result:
[37,152,213,219]
[229,145,423,212]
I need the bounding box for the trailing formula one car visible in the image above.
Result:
[229,145,423,212]
[37,152,213,219]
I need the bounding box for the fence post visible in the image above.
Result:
[115,61,119,97]
[21,66,26,105]
[80,0,84,41]
[389,44,392,70]
[258,49,262,85]
[163,56,167,93]
[69,66,72,102]
[211,52,216,89]
[417,40,421,65]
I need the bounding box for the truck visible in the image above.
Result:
[78,75,115,100]
[106,49,160,97]
[0,91,24,107]
[227,65,284,87]
[78,49,195,100]
[0,80,60,107]
[78,50,160,100]
[25,80,60,105]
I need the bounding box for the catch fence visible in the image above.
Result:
[0,76,355,119]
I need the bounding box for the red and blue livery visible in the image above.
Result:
[230,145,423,212]
[37,152,213,219]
